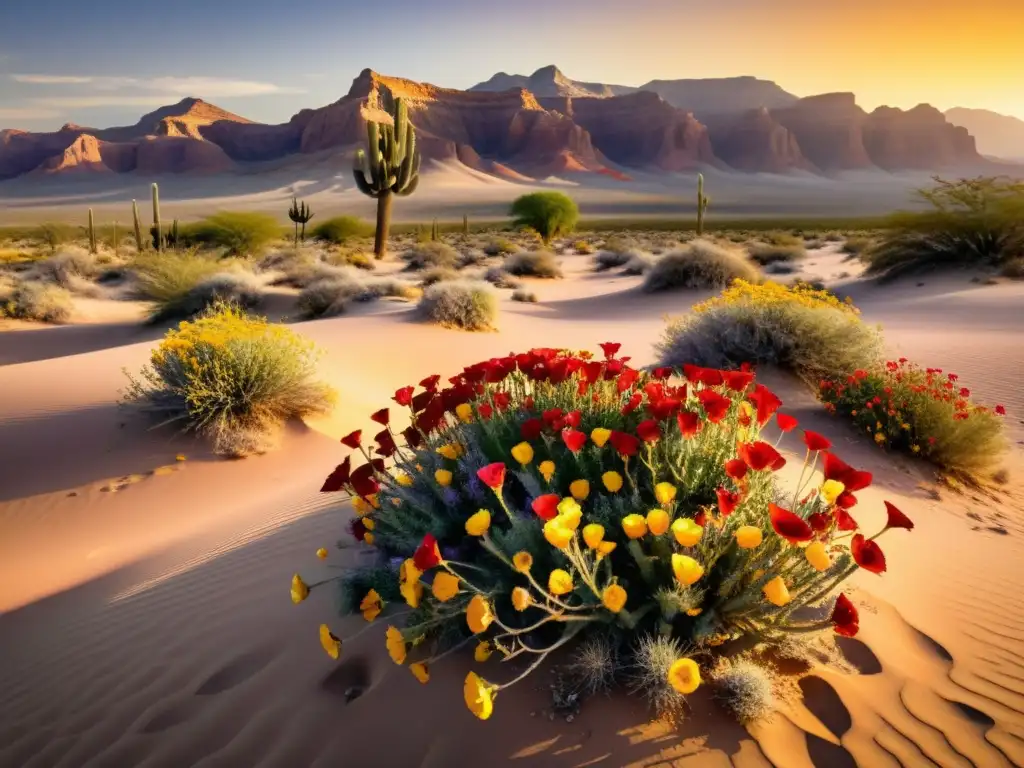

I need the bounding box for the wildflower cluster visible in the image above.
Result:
[693,279,859,316]
[295,343,913,722]
[819,359,1007,475]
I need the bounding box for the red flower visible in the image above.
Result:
[822,453,873,492]
[725,458,749,481]
[652,366,674,379]
[477,463,506,490]
[478,403,493,421]
[883,501,914,531]
[738,441,786,472]
[830,594,859,637]
[694,510,707,526]
[531,494,560,521]
[649,397,681,421]
[341,430,362,449]
[615,368,639,393]
[808,511,831,532]
[621,393,643,415]
[393,386,415,406]
[402,425,423,449]
[562,429,587,453]
[696,389,731,423]
[350,463,380,498]
[995,405,1006,415]
[521,418,543,441]
[419,374,441,392]
[769,503,814,543]
[493,392,511,411]
[413,533,443,570]
[350,517,368,543]
[716,487,740,517]
[374,429,397,458]
[723,370,755,392]
[677,411,702,438]
[835,507,859,531]
[851,534,886,574]
[776,413,799,433]
[599,342,621,360]
[320,456,352,493]
[370,408,390,426]
[542,408,564,426]
[748,384,782,425]
[836,491,858,509]
[524,396,535,410]
[636,420,661,443]
[802,430,832,452]
[563,410,582,429]
[683,364,724,386]
[609,431,640,457]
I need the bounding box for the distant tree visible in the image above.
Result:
[509,192,579,243]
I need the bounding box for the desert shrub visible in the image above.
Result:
[483,237,519,257]
[503,250,562,279]
[658,280,880,383]
[998,257,1024,279]
[764,261,799,275]
[642,240,759,292]
[420,266,460,287]
[511,289,538,303]
[593,250,634,272]
[132,251,259,321]
[457,250,487,268]
[154,272,262,322]
[418,280,497,331]
[482,266,521,289]
[510,192,579,243]
[711,659,777,724]
[623,253,655,275]
[866,176,1024,280]
[326,250,375,271]
[1,279,74,323]
[573,240,596,255]
[35,223,76,253]
[402,242,460,271]
[312,216,374,245]
[190,212,282,257]
[564,634,619,696]
[841,236,873,256]
[748,243,806,266]
[761,231,803,247]
[124,302,334,456]
[299,345,911,723]
[29,246,100,288]
[819,361,1008,480]
[297,271,419,319]
[0,248,41,265]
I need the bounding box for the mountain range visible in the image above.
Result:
[0,65,1017,183]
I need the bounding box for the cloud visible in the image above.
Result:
[0,106,61,121]
[11,74,304,98]
[29,95,195,108]
[11,74,95,84]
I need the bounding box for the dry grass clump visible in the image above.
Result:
[27,246,102,288]
[482,237,519,256]
[748,243,806,266]
[326,250,375,270]
[573,240,596,254]
[124,302,335,457]
[710,659,777,724]
[998,257,1024,279]
[418,279,498,331]
[623,253,655,275]
[642,240,759,292]
[511,289,537,303]
[628,635,693,720]
[297,269,419,319]
[593,249,638,272]
[189,212,282,257]
[564,635,619,696]
[503,250,562,278]
[482,266,522,289]
[0,279,74,323]
[841,236,874,256]
[419,266,460,287]
[132,251,262,322]
[401,241,460,271]
[311,216,374,245]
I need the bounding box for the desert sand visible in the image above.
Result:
[2,244,1024,768]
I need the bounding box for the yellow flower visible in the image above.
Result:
[820,479,845,506]
[512,551,533,573]
[359,589,383,621]
[363,517,375,531]
[386,626,407,665]
[512,586,532,611]
[667,658,701,695]
[464,671,496,721]
[543,518,574,549]
[437,443,463,460]
[511,442,534,465]
[738,401,754,422]
[602,584,628,613]
[290,574,310,604]
[548,569,574,596]
[364,532,375,546]
[400,579,422,608]
[455,403,474,423]
[395,471,414,487]
[874,432,885,444]
[734,526,763,549]
[467,594,494,633]
[474,641,493,662]
[410,662,430,684]
[602,471,624,493]
[763,576,791,607]
[671,517,703,547]
[570,479,590,500]
[352,496,371,516]
[646,508,671,536]
[911,444,921,454]
[583,523,605,549]
[597,540,617,556]
[654,482,677,505]
[671,554,704,586]
[465,509,491,536]
[804,541,832,572]
[539,460,555,482]
[622,514,648,539]
[316,547,329,560]
[556,497,582,528]
[432,571,461,602]
[686,608,703,617]
[434,469,453,487]
[319,624,342,659]
[591,428,612,448]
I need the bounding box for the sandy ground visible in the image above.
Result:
[2,248,1024,767]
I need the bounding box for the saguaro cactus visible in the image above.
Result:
[132,199,144,252]
[431,218,439,242]
[353,96,420,259]
[696,173,710,236]
[113,220,119,259]
[288,198,315,245]
[87,208,97,254]
[152,182,162,252]
[463,214,469,236]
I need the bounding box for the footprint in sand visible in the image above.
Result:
[99,474,147,493]
[194,645,281,697]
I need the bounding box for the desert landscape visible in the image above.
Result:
[3,18,1024,768]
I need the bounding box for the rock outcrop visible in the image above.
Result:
[945,107,1024,160]
[864,105,978,169]
[470,65,637,98]
[704,108,813,173]
[770,93,874,171]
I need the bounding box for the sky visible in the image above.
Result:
[1,0,1022,131]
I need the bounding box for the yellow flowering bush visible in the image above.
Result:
[124,301,335,455]
[299,344,912,722]
[693,279,859,316]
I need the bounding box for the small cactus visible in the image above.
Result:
[697,174,710,236]
[288,197,315,245]
[166,219,180,248]
[87,208,97,254]
[113,220,119,259]
[463,214,469,236]
[151,182,162,252]
[431,218,439,242]
[132,199,144,252]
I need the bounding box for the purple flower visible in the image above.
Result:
[441,487,460,507]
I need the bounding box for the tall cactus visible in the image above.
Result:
[87,208,97,254]
[696,173,710,236]
[463,214,469,236]
[132,199,144,252]
[353,96,420,259]
[431,218,439,242]
[113,220,119,259]
[288,197,315,245]
[151,182,162,252]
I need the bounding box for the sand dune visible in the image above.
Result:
[1,250,1023,767]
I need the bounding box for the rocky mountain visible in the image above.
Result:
[636,76,799,117]
[945,107,1024,160]
[0,67,994,181]
[469,65,637,98]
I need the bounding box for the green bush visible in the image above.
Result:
[124,302,335,456]
[132,251,259,322]
[1,279,74,323]
[642,240,759,292]
[510,192,580,243]
[312,216,374,244]
[503,250,562,279]
[190,212,282,257]
[865,176,1024,280]
[418,280,498,330]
